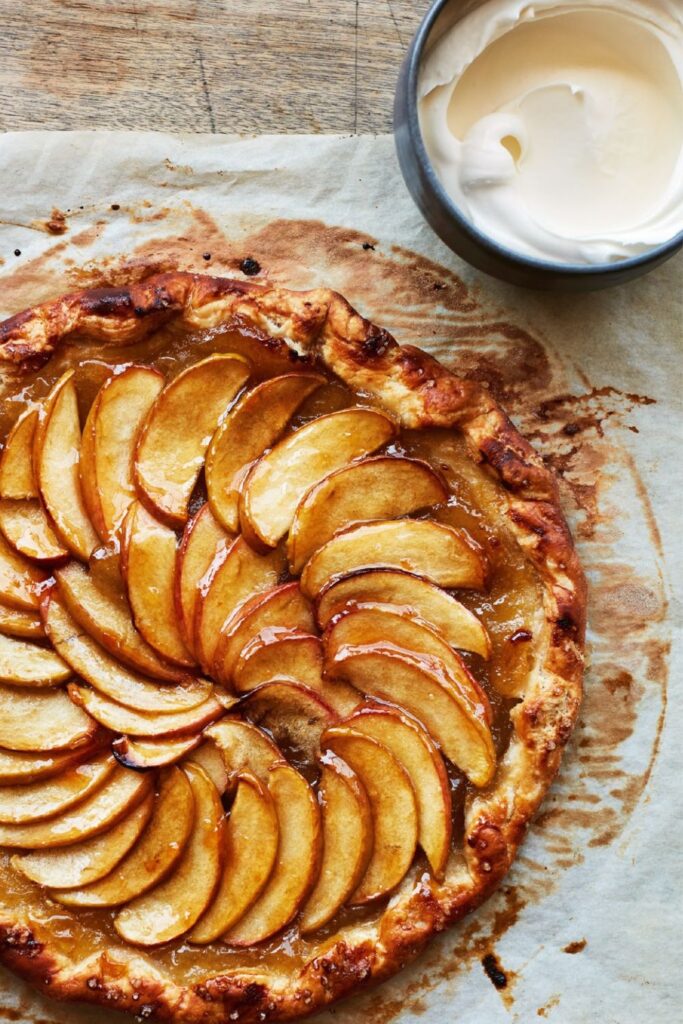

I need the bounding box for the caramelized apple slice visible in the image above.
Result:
[301,519,487,598]
[113,733,202,770]
[34,370,98,561]
[0,600,44,640]
[188,772,279,943]
[206,373,326,533]
[0,765,151,848]
[346,706,452,879]
[329,647,496,787]
[68,683,223,738]
[288,456,448,573]
[55,767,193,907]
[240,408,397,549]
[195,537,285,674]
[316,568,490,658]
[12,791,154,889]
[214,582,314,685]
[121,501,195,667]
[299,751,373,933]
[205,719,285,786]
[0,410,39,499]
[0,683,96,752]
[240,681,339,763]
[0,532,46,610]
[224,764,322,946]
[115,763,225,945]
[79,366,164,539]
[55,561,187,683]
[0,498,67,562]
[322,726,418,904]
[175,504,232,652]
[0,632,70,687]
[135,354,251,527]
[184,740,230,796]
[0,743,100,785]
[43,594,211,713]
[0,752,115,824]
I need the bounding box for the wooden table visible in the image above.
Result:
[0,1,429,133]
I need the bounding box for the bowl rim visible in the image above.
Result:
[403,0,683,279]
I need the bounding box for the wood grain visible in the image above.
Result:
[0,1,429,133]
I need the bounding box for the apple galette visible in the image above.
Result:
[0,273,585,1022]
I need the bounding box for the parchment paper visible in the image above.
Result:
[0,132,680,1024]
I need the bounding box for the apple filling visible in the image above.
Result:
[0,319,541,971]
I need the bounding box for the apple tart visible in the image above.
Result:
[0,273,585,1022]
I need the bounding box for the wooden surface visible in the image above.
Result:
[0,1,430,134]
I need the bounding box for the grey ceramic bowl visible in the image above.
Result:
[394,0,683,291]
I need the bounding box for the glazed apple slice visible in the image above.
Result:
[322,726,418,904]
[205,719,285,786]
[0,742,101,786]
[0,752,115,824]
[0,409,40,499]
[134,354,251,527]
[68,683,223,738]
[55,561,187,683]
[0,600,44,640]
[239,408,397,549]
[12,791,154,890]
[213,582,314,685]
[328,647,496,787]
[0,532,46,610]
[121,501,195,667]
[79,366,165,539]
[0,632,71,687]
[43,593,211,713]
[224,763,322,946]
[206,372,326,533]
[112,733,203,771]
[345,706,452,879]
[287,456,448,573]
[316,568,490,658]
[188,771,279,943]
[0,765,152,849]
[55,767,193,907]
[184,740,230,796]
[0,499,68,563]
[299,751,373,933]
[301,519,487,598]
[175,503,232,652]
[240,681,339,763]
[34,370,99,561]
[115,763,225,945]
[0,683,96,752]
[195,536,286,674]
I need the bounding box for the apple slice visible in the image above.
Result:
[0,743,101,785]
[240,681,339,763]
[12,791,154,890]
[288,456,448,574]
[115,763,225,945]
[301,519,487,598]
[0,752,115,823]
[195,537,286,674]
[205,372,326,534]
[121,501,195,667]
[184,740,230,796]
[328,647,496,787]
[239,408,397,550]
[43,593,211,713]
[0,632,71,687]
[345,706,452,879]
[34,370,99,561]
[0,499,67,562]
[0,410,39,499]
[113,734,202,771]
[175,504,232,652]
[0,682,96,752]
[188,772,279,943]
[213,582,314,686]
[79,366,164,540]
[0,600,44,640]
[55,561,187,683]
[299,751,373,933]
[205,719,285,786]
[0,532,46,610]
[322,726,418,904]
[134,354,251,527]
[68,682,222,738]
[224,763,322,946]
[55,767,193,907]
[316,568,490,658]
[0,765,151,848]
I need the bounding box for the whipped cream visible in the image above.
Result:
[418,0,683,264]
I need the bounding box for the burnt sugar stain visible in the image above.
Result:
[481,952,508,989]
[563,939,587,954]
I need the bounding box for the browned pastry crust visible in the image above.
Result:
[0,273,586,1023]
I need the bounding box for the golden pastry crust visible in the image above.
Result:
[0,272,586,1023]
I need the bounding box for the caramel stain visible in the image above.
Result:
[563,939,587,954]
[537,994,561,1017]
